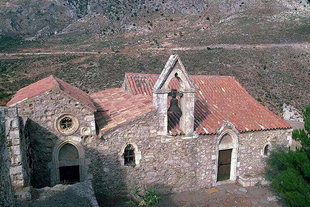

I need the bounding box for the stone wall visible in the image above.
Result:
[0,107,15,207]
[0,106,30,189]
[85,111,291,199]
[238,129,292,186]
[238,129,292,177]
[17,88,96,187]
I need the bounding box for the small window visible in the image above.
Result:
[60,117,73,130]
[263,144,270,156]
[55,114,79,135]
[123,144,135,166]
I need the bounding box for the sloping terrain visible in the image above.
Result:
[0,0,309,113]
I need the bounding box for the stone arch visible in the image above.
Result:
[152,55,196,137]
[119,143,142,167]
[164,71,187,91]
[216,128,239,183]
[51,140,86,185]
[262,143,271,156]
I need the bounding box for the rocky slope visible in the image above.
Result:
[0,0,309,39]
[0,0,309,113]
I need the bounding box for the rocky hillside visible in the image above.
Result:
[0,0,309,39]
[0,0,309,113]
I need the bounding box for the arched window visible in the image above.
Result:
[123,144,135,166]
[263,144,270,156]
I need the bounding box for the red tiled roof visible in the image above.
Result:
[124,73,291,134]
[90,88,154,133]
[7,75,97,111]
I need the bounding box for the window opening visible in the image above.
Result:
[264,144,270,156]
[60,117,73,130]
[124,144,135,166]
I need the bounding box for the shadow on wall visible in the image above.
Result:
[25,120,177,206]
[25,119,59,188]
[85,147,128,207]
[86,147,179,207]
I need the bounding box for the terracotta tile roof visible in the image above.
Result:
[90,88,154,133]
[124,73,291,134]
[7,75,97,111]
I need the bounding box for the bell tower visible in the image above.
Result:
[153,55,196,137]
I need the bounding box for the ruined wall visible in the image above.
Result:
[85,111,291,198]
[1,106,30,189]
[17,88,96,187]
[0,108,15,207]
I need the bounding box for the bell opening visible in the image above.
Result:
[167,89,183,134]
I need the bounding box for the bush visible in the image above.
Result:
[127,188,160,207]
[265,105,310,207]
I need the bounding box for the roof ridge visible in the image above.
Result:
[49,75,61,89]
[125,72,233,78]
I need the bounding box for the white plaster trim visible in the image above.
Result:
[215,126,239,185]
[181,132,199,139]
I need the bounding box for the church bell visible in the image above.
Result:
[168,89,182,115]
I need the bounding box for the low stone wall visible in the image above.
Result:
[0,108,15,207]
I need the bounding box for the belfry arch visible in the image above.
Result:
[153,55,196,137]
[51,140,86,185]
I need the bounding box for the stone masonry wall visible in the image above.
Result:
[1,106,30,189]
[0,108,15,207]
[85,111,291,198]
[238,129,292,179]
[17,88,96,187]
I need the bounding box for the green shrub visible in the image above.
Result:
[265,105,310,207]
[0,35,24,51]
[127,188,160,207]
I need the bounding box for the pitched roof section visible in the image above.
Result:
[124,73,291,134]
[90,88,154,133]
[7,75,96,111]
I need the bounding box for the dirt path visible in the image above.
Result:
[0,42,309,58]
[149,42,310,51]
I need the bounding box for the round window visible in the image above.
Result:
[55,114,79,135]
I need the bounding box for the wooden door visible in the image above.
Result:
[217,149,232,181]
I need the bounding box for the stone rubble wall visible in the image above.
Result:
[283,103,303,122]
[85,111,291,198]
[238,129,292,184]
[16,88,96,187]
[0,107,15,207]
[1,106,30,189]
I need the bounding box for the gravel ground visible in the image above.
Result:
[105,184,282,207]
[159,184,281,207]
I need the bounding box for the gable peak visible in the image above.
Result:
[153,54,196,94]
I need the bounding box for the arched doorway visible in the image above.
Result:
[58,143,80,184]
[217,133,238,182]
[51,140,86,185]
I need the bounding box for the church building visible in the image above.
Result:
[2,55,292,199]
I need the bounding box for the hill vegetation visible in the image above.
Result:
[0,0,309,113]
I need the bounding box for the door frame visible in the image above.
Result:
[51,139,86,185]
[215,128,239,184]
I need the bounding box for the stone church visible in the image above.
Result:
[1,55,292,200]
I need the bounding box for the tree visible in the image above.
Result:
[265,105,310,207]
